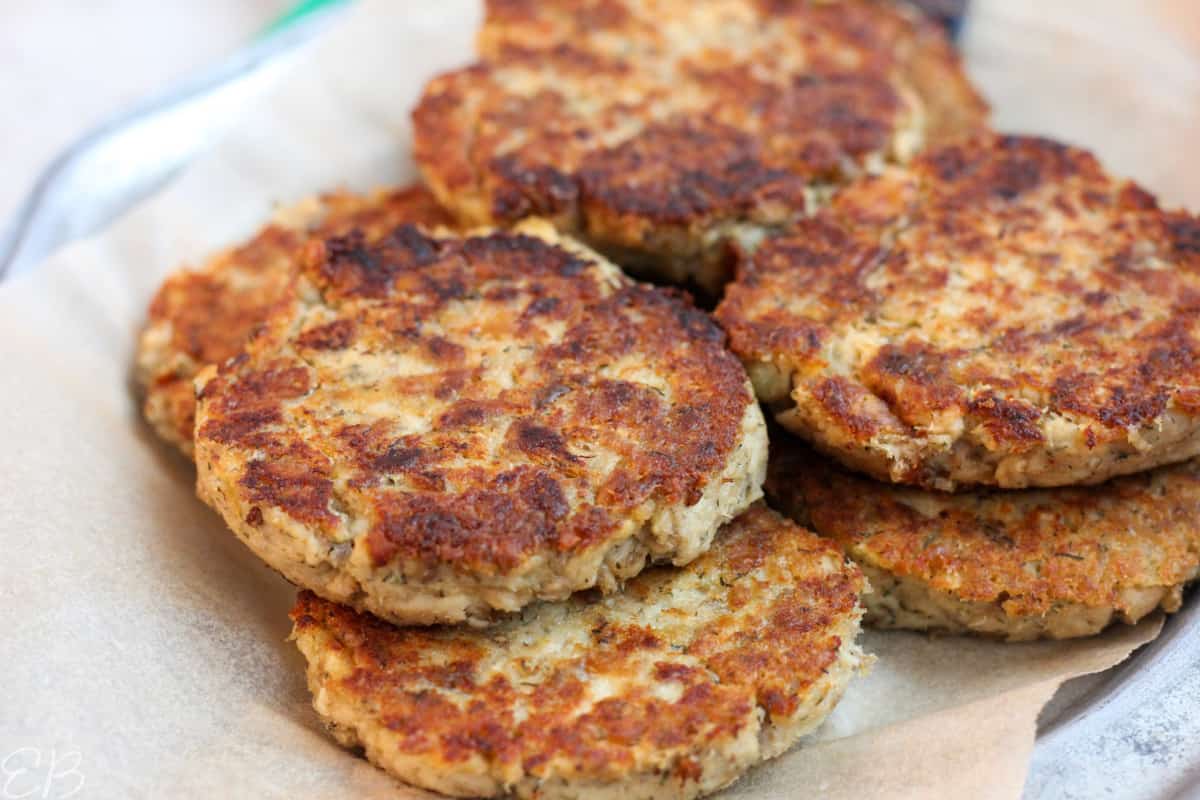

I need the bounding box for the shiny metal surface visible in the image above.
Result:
[1027,596,1200,799]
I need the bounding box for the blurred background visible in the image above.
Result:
[1,0,1199,232]
[0,1,290,222]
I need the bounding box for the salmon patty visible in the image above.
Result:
[290,504,867,799]
[767,439,1200,641]
[195,219,767,625]
[414,0,987,292]
[718,135,1200,489]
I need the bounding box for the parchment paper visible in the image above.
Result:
[2,1,1197,798]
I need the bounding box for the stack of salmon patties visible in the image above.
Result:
[717,135,1200,641]
[135,1,1200,798]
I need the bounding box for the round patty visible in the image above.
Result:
[718,135,1200,490]
[414,0,986,293]
[767,439,1200,641]
[194,219,767,626]
[137,186,454,455]
[290,504,867,799]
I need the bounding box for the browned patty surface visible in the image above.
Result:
[414,0,987,291]
[290,504,866,798]
[194,220,766,625]
[718,134,1200,489]
[136,186,453,454]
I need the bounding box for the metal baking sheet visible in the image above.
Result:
[1030,593,1200,799]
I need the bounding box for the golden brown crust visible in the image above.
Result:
[719,135,1200,489]
[136,186,453,454]
[766,438,1200,639]
[290,504,866,798]
[194,220,766,625]
[414,0,987,291]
